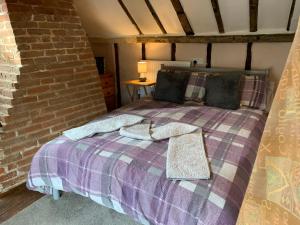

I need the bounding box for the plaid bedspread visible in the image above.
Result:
[27,99,266,225]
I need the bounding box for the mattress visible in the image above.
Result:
[27,99,266,225]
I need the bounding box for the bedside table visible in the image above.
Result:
[124,80,156,102]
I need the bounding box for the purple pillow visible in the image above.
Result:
[185,72,207,102]
[240,75,267,110]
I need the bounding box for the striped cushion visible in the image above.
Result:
[185,72,207,102]
[240,75,267,110]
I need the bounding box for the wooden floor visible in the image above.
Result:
[0,183,43,223]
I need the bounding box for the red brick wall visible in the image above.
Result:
[0,0,107,193]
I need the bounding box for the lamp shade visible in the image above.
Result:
[137,61,147,73]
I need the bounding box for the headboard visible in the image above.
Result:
[161,64,269,77]
[161,64,274,111]
[143,60,273,110]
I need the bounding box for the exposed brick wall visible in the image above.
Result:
[0,0,107,193]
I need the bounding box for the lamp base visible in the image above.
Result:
[139,77,147,82]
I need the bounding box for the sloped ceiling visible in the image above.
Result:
[74,0,300,38]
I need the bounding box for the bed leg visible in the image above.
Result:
[52,189,61,200]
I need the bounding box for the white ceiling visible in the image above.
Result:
[258,0,294,32]
[218,0,249,33]
[74,0,300,38]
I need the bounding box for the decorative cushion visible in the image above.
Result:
[154,70,190,104]
[205,73,242,110]
[185,72,207,102]
[240,75,267,110]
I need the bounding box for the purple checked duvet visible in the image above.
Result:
[27,99,266,225]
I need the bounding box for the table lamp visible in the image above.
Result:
[137,61,147,82]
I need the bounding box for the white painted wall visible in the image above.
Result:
[180,0,218,34]
[91,42,291,105]
[122,0,161,34]
[149,0,184,34]
[74,0,138,38]
[211,43,247,68]
[78,0,294,106]
[291,6,300,31]
[258,0,294,32]
[146,43,171,60]
[118,43,141,105]
[252,43,292,85]
[218,0,249,33]
[176,43,207,62]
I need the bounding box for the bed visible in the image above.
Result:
[27,67,268,225]
[27,100,266,225]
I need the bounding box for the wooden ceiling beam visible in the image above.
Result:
[211,0,225,33]
[249,0,259,32]
[287,0,296,31]
[136,33,294,43]
[89,37,137,44]
[117,0,143,35]
[90,33,295,44]
[170,0,194,36]
[144,0,167,34]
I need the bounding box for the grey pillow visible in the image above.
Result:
[154,70,190,104]
[205,73,242,110]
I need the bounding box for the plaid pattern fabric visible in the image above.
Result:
[240,75,267,110]
[27,99,266,225]
[185,72,207,102]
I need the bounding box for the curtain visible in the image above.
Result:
[237,22,300,224]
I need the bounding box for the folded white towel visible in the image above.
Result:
[63,114,144,141]
[166,130,210,180]
[119,123,152,141]
[119,122,199,141]
[64,114,210,180]
[151,122,199,140]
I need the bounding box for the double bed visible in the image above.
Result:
[27,95,266,225]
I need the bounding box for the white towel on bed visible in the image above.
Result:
[119,122,199,141]
[151,122,199,140]
[64,114,210,180]
[120,121,210,180]
[63,114,144,141]
[119,123,153,141]
[166,130,210,180]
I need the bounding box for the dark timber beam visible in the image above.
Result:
[136,33,295,43]
[117,0,143,35]
[114,43,122,107]
[249,0,259,32]
[144,0,167,34]
[171,43,176,61]
[170,0,194,35]
[206,43,212,68]
[287,0,296,31]
[211,0,225,33]
[245,42,253,70]
[142,43,146,60]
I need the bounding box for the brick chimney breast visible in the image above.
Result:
[0,0,107,193]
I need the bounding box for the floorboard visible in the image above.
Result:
[0,183,44,223]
